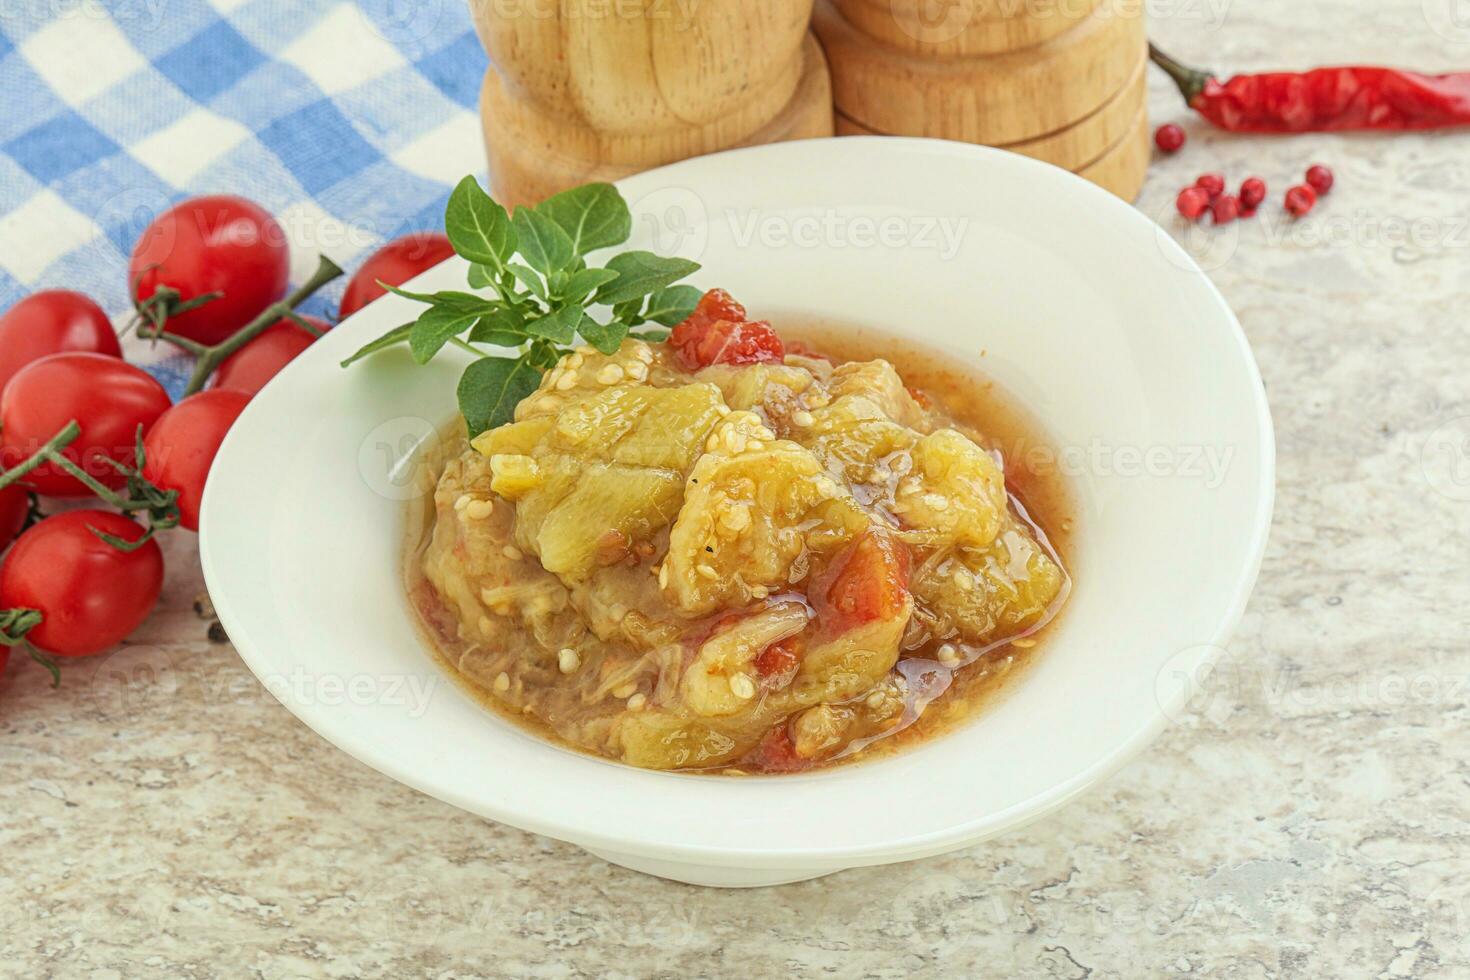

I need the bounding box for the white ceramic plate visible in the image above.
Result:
[200,138,1274,888]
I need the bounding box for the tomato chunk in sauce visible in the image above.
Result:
[819,528,911,633]
[668,288,785,370]
[748,723,808,773]
[755,636,802,680]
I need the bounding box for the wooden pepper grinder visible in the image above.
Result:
[468,0,835,207]
[813,0,1150,200]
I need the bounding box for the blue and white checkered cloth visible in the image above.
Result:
[0,0,488,395]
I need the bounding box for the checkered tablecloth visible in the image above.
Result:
[0,0,488,395]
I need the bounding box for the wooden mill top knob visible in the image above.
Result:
[469,0,834,205]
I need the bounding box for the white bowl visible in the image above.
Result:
[200,138,1274,888]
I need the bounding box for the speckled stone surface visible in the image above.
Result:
[5,2,1470,976]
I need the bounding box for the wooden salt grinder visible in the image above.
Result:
[814,0,1150,201]
[467,0,835,207]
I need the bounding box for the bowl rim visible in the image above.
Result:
[201,136,1276,869]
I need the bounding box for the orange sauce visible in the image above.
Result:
[405,320,1074,773]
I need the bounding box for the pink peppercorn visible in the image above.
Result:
[1305,164,1334,194]
[1177,186,1211,220]
[1285,184,1318,217]
[1212,194,1241,225]
[1155,124,1187,154]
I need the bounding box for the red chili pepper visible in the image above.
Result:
[1151,43,1470,132]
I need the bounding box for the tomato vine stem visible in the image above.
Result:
[0,422,181,541]
[0,609,56,685]
[138,255,343,396]
[0,422,81,493]
[121,266,224,341]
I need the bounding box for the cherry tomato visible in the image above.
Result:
[142,390,250,531]
[0,353,172,498]
[668,288,784,370]
[0,510,163,657]
[129,195,289,346]
[340,232,455,319]
[209,315,331,397]
[0,486,29,549]
[0,290,121,397]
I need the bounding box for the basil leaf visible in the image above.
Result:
[466,263,499,290]
[630,326,671,342]
[642,284,702,326]
[340,322,413,367]
[458,356,543,437]
[433,290,496,309]
[535,183,632,255]
[512,206,574,275]
[610,298,644,326]
[376,281,437,304]
[508,262,548,303]
[410,306,480,363]
[525,304,582,345]
[380,282,497,313]
[525,341,563,371]
[469,308,527,347]
[576,314,629,356]
[595,251,700,305]
[445,176,516,272]
[559,267,619,304]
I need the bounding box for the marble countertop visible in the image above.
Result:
[5,2,1470,976]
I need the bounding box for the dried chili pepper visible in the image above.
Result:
[1151,43,1470,132]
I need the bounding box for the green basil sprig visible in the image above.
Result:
[342,177,702,436]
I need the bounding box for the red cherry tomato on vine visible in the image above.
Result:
[339,232,455,319]
[0,353,172,498]
[142,390,250,531]
[209,315,331,397]
[0,290,121,396]
[129,195,290,346]
[0,486,29,549]
[0,510,164,657]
